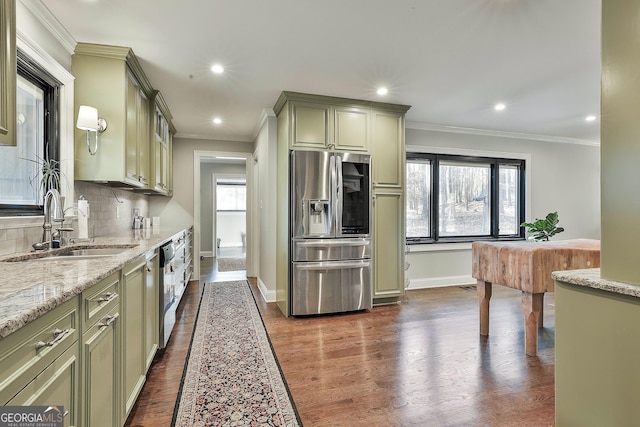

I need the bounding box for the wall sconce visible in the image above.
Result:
[76,105,108,156]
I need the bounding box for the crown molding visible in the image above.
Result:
[406,121,600,147]
[20,0,76,55]
[174,133,254,144]
[251,108,276,141]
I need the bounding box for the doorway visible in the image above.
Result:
[194,151,254,281]
[214,174,246,267]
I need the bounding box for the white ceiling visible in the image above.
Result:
[40,0,601,144]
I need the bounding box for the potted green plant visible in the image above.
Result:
[22,148,63,202]
[521,211,565,241]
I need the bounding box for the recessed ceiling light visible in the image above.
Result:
[213,117,222,125]
[494,103,506,111]
[377,87,388,96]
[211,64,224,74]
[585,115,597,122]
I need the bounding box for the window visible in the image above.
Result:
[0,49,60,216]
[216,179,246,211]
[406,153,525,243]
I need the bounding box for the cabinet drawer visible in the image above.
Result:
[0,296,79,403]
[82,272,120,330]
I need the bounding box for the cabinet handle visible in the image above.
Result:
[35,328,71,351]
[95,292,117,303]
[98,313,119,328]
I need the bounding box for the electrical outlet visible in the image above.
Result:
[116,205,120,219]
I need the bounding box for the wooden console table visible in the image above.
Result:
[471,239,600,356]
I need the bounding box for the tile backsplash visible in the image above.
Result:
[0,181,149,257]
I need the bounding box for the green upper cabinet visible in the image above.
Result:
[371,109,405,189]
[151,92,175,195]
[276,92,380,153]
[0,0,16,146]
[125,70,150,187]
[73,43,174,193]
[290,101,330,149]
[334,105,370,152]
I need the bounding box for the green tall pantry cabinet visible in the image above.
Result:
[274,92,410,315]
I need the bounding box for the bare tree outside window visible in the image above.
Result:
[439,162,490,237]
[406,160,430,238]
[406,153,525,243]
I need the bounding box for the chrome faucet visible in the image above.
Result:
[37,189,65,250]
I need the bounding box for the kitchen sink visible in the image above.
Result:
[2,245,138,262]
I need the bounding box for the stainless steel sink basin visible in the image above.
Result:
[64,248,131,257]
[2,245,137,262]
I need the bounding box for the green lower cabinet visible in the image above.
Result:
[144,251,159,371]
[555,280,640,426]
[373,190,405,301]
[7,343,79,427]
[121,258,147,422]
[82,304,120,427]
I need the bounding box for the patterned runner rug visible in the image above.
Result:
[217,257,246,272]
[173,281,301,426]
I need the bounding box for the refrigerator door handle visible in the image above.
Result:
[294,260,371,270]
[335,155,343,236]
[329,154,336,236]
[295,239,370,248]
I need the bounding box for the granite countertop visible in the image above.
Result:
[552,268,640,299]
[0,226,190,339]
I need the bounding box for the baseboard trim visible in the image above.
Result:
[257,278,276,303]
[201,251,214,258]
[408,275,476,290]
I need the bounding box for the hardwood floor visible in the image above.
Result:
[126,262,555,426]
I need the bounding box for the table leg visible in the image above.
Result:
[522,292,544,356]
[477,280,492,336]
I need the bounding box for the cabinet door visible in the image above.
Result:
[0,0,16,146]
[83,306,119,427]
[0,297,78,405]
[334,106,370,152]
[153,110,170,194]
[373,190,405,299]
[144,251,159,370]
[7,344,79,427]
[122,258,146,419]
[125,73,139,185]
[290,101,330,149]
[137,89,150,187]
[371,110,405,188]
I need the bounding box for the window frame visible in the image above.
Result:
[0,48,60,217]
[406,152,526,244]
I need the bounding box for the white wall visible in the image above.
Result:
[405,126,601,289]
[254,111,278,302]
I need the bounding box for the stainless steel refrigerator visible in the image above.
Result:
[290,149,372,315]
